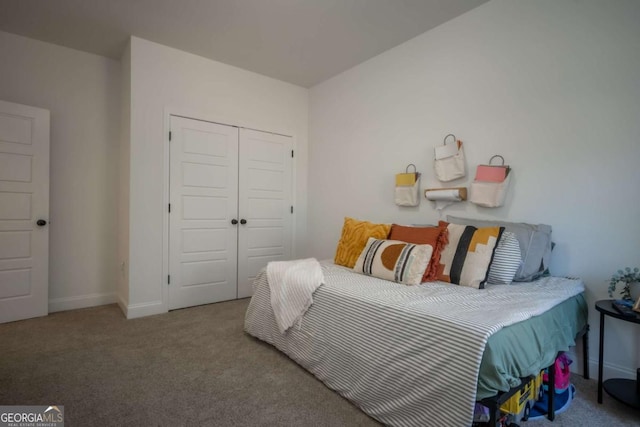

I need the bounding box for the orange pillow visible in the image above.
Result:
[388,224,449,282]
[334,217,392,268]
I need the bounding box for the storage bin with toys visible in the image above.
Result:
[473,353,575,426]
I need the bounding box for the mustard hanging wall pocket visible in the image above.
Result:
[434,134,466,182]
[395,164,421,207]
[470,155,512,208]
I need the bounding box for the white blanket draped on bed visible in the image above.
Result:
[246,261,584,427]
[267,257,324,333]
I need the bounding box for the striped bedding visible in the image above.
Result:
[244,261,584,427]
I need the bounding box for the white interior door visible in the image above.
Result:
[0,100,50,323]
[169,116,239,310]
[237,128,293,298]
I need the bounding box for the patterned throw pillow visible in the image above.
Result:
[436,221,504,289]
[334,217,392,268]
[487,231,522,285]
[353,238,433,285]
[388,224,449,282]
[446,215,552,282]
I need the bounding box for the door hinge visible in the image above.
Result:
[167,275,171,285]
[291,206,294,214]
[291,150,294,158]
[169,131,172,141]
[168,203,171,213]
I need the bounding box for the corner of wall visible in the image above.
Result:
[116,38,132,317]
[50,293,117,314]
[125,300,165,319]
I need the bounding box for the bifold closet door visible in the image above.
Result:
[169,116,239,310]
[237,128,293,299]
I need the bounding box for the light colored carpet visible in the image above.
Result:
[0,299,638,426]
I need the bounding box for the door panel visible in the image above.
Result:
[0,113,32,143]
[0,269,31,298]
[0,192,32,219]
[182,195,228,219]
[169,116,238,310]
[0,100,50,323]
[0,153,32,182]
[237,128,293,298]
[182,229,226,253]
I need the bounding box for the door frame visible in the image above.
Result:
[162,107,297,310]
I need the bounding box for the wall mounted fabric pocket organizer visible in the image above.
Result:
[470,155,512,208]
[434,134,466,182]
[395,164,421,207]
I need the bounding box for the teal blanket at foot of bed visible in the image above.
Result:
[476,293,587,399]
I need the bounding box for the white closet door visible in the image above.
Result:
[237,128,293,298]
[169,116,239,310]
[0,100,50,323]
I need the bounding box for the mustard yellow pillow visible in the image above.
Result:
[334,217,391,268]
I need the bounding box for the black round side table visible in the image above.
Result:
[596,299,640,409]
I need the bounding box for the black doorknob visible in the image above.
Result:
[240,219,247,225]
[36,219,47,227]
[231,219,238,225]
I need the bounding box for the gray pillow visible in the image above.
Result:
[446,215,552,282]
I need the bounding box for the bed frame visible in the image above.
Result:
[479,324,589,427]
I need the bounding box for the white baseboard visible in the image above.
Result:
[589,358,637,380]
[567,348,636,380]
[116,294,129,317]
[126,300,165,319]
[48,292,116,313]
[53,293,166,320]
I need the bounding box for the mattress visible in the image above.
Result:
[244,261,585,427]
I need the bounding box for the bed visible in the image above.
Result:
[244,261,588,427]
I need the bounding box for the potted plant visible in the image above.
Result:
[608,267,640,301]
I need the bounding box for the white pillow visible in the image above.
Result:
[354,238,433,286]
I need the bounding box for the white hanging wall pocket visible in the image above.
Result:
[470,155,512,208]
[434,134,466,182]
[395,164,421,207]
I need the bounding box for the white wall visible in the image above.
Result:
[123,37,308,318]
[0,31,120,312]
[309,0,640,377]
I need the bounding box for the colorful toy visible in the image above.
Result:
[499,371,544,424]
[528,384,576,420]
[543,353,572,393]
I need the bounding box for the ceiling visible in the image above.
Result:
[0,0,488,87]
